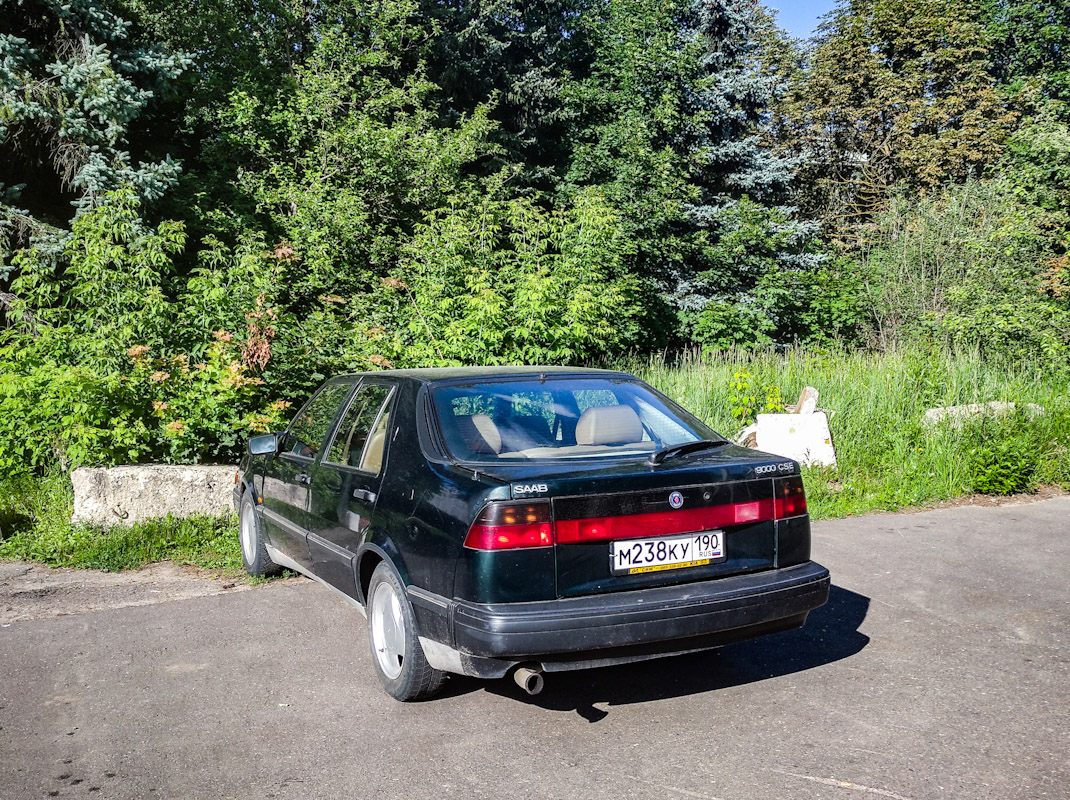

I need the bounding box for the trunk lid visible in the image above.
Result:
[471,444,802,598]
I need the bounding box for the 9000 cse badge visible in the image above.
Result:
[610,531,725,575]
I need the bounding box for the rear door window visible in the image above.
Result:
[324,383,394,472]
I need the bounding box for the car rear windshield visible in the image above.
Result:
[429,377,721,462]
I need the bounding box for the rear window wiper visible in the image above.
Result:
[650,438,731,465]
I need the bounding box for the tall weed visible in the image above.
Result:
[861,180,1070,359]
[624,347,1070,518]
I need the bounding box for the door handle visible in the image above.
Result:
[352,488,377,503]
[296,472,313,485]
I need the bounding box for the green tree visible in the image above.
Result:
[1003,109,1070,216]
[103,0,822,355]
[983,0,1070,117]
[217,11,500,298]
[560,0,811,336]
[750,7,809,155]
[691,198,862,349]
[789,0,1015,239]
[418,0,593,192]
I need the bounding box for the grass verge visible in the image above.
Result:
[0,472,243,573]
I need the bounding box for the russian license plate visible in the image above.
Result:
[610,531,725,575]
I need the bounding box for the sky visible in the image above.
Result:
[768,0,839,40]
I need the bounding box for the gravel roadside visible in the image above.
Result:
[0,561,299,624]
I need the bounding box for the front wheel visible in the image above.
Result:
[366,561,446,701]
[239,491,282,577]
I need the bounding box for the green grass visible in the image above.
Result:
[0,471,243,573]
[2,346,1068,572]
[620,347,1070,518]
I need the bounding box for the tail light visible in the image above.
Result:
[464,501,552,550]
[774,475,808,518]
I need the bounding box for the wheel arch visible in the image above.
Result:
[237,474,259,502]
[356,541,409,606]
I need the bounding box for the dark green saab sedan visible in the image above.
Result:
[234,367,830,701]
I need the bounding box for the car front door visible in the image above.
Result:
[306,380,396,597]
[260,381,354,569]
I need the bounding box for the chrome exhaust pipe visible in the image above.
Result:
[513,665,544,696]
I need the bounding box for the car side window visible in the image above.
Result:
[324,384,393,471]
[283,383,352,459]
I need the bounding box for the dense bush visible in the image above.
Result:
[966,433,1040,495]
[859,180,1070,359]
[0,180,650,473]
[0,190,288,473]
[959,403,1070,495]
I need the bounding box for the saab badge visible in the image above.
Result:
[668,491,684,509]
[512,483,549,496]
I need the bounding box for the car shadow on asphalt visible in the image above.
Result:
[442,584,870,721]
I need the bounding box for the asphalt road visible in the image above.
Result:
[2,498,1068,800]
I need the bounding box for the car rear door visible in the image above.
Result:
[260,381,354,570]
[306,380,396,596]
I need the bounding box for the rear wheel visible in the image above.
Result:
[366,561,446,701]
[239,491,281,577]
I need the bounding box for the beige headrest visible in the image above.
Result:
[362,428,387,473]
[576,405,642,446]
[471,414,502,454]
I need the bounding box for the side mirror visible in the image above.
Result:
[248,432,280,456]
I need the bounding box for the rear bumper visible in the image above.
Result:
[410,561,830,677]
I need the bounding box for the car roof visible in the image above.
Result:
[337,366,635,384]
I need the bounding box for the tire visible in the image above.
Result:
[366,561,446,701]
[239,491,282,577]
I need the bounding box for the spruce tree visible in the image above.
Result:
[420,0,592,192]
[0,0,188,274]
[561,0,809,335]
